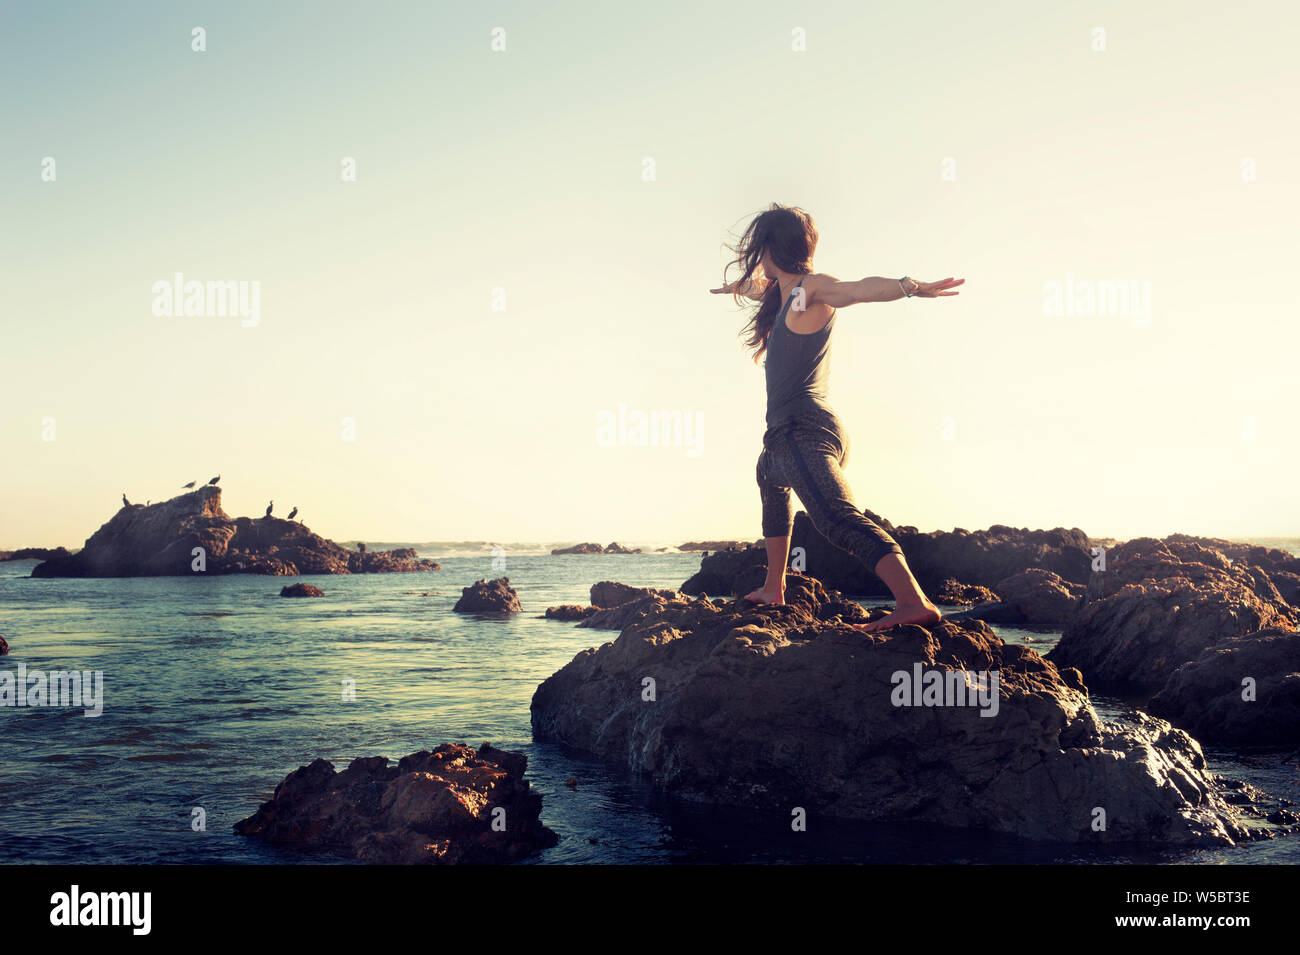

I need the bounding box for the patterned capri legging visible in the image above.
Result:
[756,407,903,570]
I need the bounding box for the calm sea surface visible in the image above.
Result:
[1,552,1296,865]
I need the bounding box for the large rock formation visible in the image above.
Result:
[1048,537,1298,689]
[29,487,440,577]
[790,510,1093,597]
[683,514,1094,600]
[532,576,1277,845]
[1148,628,1300,746]
[234,743,557,864]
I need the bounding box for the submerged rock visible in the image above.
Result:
[280,583,324,598]
[234,743,557,864]
[454,577,521,613]
[30,487,440,578]
[543,604,597,621]
[0,635,8,655]
[532,575,1269,845]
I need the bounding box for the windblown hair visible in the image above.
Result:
[722,203,819,362]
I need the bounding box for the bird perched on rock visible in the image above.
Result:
[288,506,299,521]
[265,500,274,518]
[208,475,220,485]
[182,481,196,489]
[122,493,130,507]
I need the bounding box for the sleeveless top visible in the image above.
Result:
[763,275,838,440]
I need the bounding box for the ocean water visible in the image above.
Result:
[0,553,1296,865]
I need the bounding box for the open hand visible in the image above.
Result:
[910,277,964,298]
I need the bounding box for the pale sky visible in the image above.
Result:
[2,0,1297,549]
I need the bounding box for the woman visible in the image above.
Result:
[711,203,963,632]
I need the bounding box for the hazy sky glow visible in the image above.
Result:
[2,0,1298,549]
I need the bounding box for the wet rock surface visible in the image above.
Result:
[234,743,557,864]
[1048,537,1298,689]
[454,577,522,613]
[532,575,1277,845]
[280,583,324,597]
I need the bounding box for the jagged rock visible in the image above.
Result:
[454,577,521,613]
[680,544,768,598]
[30,487,440,577]
[532,577,1268,845]
[280,583,324,598]
[551,542,605,555]
[0,635,8,655]
[543,604,597,621]
[789,510,1094,596]
[234,743,557,864]
[590,581,678,608]
[933,578,1000,606]
[1148,628,1300,745]
[603,542,642,554]
[1049,537,1298,688]
[579,590,702,631]
[993,569,1086,627]
[0,546,71,562]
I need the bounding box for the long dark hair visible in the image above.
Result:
[722,203,819,362]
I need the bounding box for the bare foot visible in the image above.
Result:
[853,601,942,632]
[742,586,785,605]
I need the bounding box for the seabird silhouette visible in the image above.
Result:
[182,481,196,489]
[265,500,274,518]
[287,506,299,521]
[122,493,130,507]
[208,475,220,485]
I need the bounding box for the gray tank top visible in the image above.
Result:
[764,276,838,435]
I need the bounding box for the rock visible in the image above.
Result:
[551,542,606,555]
[234,743,558,864]
[680,544,769,598]
[993,569,1086,627]
[1148,628,1300,745]
[590,580,678,608]
[532,576,1268,845]
[551,542,643,555]
[1049,537,1298,688]
[932,578,1000,606]
[0,546,72,562]
[579,590,704,631]
[0,635,8,655]
[677,540,754,552]
[30,487,441,578]
[280,583,324,598]
[544,605,597,621]
[789,510,1094,596]
[454,577,521,613]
